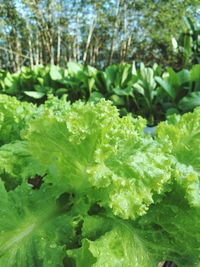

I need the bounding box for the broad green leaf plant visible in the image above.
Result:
[0,62,200,125]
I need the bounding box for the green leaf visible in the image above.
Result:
[4,73,13,87]
[0,181,72,267]
[109,94,125,105]
[167,68,181,86]
[22,99,172,220]
[190,64,200,91]
[156,107,200,176]
[2,95,200,266]
[133,82,145,95]
[55,88,68,97]
[137,189,200,267]
[67,62,83,75]
[24,91,45,99]
[0,95,36,145]
[0,141,46,190]
[89,91,103,103]
[155,76,175,99]
[178,92,200,111]
[183,16,195,33]
[68,223,156,267]
[121,64,130,85]
[113,87,133,96]
[37,77,44,86]
[88,77,95,93]
[177,69,190,84]
[49,65,62,80]
[166,107,179,116]
[190,64,200,82]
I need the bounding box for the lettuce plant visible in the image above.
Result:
[0,95,200,266]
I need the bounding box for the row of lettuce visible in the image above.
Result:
[0,62,200,125]
[0,94,200,266]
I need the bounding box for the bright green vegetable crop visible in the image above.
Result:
[1,95,200,266]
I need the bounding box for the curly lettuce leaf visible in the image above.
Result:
[0,141,46,190]
[156,107,200,172]
[21,100,173,219]
[137,188,200,267]
[156,107,200,207]
[0,181,78,267]
[2,96,200,266]
[0,95,36,145]
[67,221,155,267]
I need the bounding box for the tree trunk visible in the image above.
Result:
[35,34,39,65]
[108,0,121,65]
[75,14,80,62]
[48,4,54,64]
[89,44,93,65]
[28,37,34,69]
[122,1,131,62]
[120,41,126,62]
[8,42,15,71]
[69,42,74,61]
[56,25,61,65]
[76,41,80,62]
[12,26,21,72]
[15,41,21,72]
[94,41,100,64]
[26,22,34,68]
[72,38,77,61]
[39,40,43,65]
[50,37,54,65]
[30,0,53,64]
[83,16,95,64]
[47,0,54,64]
[125,36,132,61]
[92,45,96,65]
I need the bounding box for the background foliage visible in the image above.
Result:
[0,0,199,71]
[0,62,200,125]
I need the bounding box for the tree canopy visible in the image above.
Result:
[0,0,199,71]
